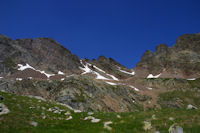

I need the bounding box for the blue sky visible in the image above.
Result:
[1,0,200,68]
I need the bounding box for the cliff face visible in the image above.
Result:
[134,33,200,78]
[0,35,82,76]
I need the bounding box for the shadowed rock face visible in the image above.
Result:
[0,35,82,76]
[134,33,200,78]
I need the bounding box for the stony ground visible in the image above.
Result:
[0,91,200,133]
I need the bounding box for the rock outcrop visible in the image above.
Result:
[134,33,200,78]
[0,34,82,77]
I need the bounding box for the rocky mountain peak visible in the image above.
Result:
[134,33,200,78]
[174,33,200,52]
[155,44,168,54]
[0,35,82,77]
[0,34,12,44]
[140,50,154,62]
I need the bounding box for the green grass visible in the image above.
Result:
[158,90,200,108]
[187,78,200,88]
[0,91,200,133]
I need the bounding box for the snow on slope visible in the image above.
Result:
[147,73,161,78]
[80,60,109,80]
[92,63,118,81]
[117,66,135,75]
[18,64,35,71]
[58,71,65,75]
[95,72,110,80]
[187,78,196,80]
[106,82,117,85]
[79,60,118,81]
[106,73,119,81]
[129,85,140,91]
[18,63,55,78]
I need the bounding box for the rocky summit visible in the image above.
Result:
[0,33,200,133]
[134,33,200,79]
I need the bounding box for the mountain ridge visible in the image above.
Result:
[1,32,200,113]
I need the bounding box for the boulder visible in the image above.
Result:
[187,104,198,109]
[0,103,10,115]
[169,124,183,133]
[143,121,152,131]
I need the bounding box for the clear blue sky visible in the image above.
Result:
[1,0,200,68]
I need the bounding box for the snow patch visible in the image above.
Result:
[93,65,119,81]
[61,78,65,81]
[129,85,139,91]
[16,78,22,81]
[80,60,119,81]
[79,60,110,80]
[79,60,93,74]
[147,87,153,90]
[187,78,196,80]
[106,82,117,86]
[106,74,119,81]
[18,63,55,78]
[118,68,135,75]
[18,64,35,71]
[38,70,55,78]
[147,73,161,78]
[93,65,105,73]
[95,72,110,80]
[58,71,65,75]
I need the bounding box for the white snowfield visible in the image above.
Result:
[106,82,117,86]
[79,60,93,74]
[18,63,55,78]
[79,60,118,81]
[147,73,161,78]
[129,85,139,91]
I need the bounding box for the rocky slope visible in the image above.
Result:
[0,34,82,78]
[0,33,200,113]
[134,33,200,79]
